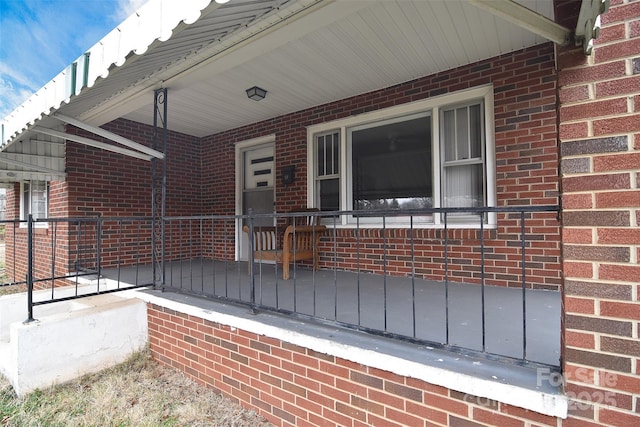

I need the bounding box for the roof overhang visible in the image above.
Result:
[0,129,66,186]
[0,0,597,185]
[468,0,571,45]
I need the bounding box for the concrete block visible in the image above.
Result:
[0,293,147,396]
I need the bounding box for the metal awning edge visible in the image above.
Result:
[0,0,216,148]
[53,114,164,159]
[31,126,153,161]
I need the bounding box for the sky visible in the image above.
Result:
[0,0,149,120]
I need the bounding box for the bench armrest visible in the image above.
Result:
[283,225,326,250]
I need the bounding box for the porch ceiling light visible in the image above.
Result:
[246,86,267,101]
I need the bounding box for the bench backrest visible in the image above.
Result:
[245,226,278,251]
[287,208,320,227]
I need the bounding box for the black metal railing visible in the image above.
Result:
[232,206,562,367]
[5,206,561,367]
[1,216,154,322]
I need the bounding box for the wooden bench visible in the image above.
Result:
[243,210,325,279]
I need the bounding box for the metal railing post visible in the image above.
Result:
[247,209,256,313]
[444,211,449,345]
[24,214,35,323]
[96,214,102,293]
[50,221,57,300]
[521,210,528,361]
[480,211,486,353]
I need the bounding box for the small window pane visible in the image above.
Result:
[319,178,339,212]
[22,183,30,220]
[316,132,339,177]
[470,104,482,158]
[456,107,469,160]
[443,110,455,161]
[325,134,334,175]
[31,181,47,219]
[317,135,326,176]
[444,164,483,208]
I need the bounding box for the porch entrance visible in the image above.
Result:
[239,142,275,261]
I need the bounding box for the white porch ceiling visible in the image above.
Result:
[60,0,557,139]
[1,0,559,178]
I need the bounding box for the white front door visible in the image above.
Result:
[239,142,275,260]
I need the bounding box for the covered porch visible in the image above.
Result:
[4,204,561,368]
[0,0,585,422]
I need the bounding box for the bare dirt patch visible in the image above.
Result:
[0,284,25,296]
[0,349,273,426]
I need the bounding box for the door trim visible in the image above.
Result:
[235,134,276,260]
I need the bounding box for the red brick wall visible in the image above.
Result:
[148,303,560,427]
[5,181,72,288]
[558,0,640,424]
[64,119,203,267]
[66,119,202,218]
[319,223,560,290]
[4,183,23,284]
[202,44,561,290]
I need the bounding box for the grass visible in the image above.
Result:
[0,280,25,297]
[0,283,25,297]
[0,349,273,427]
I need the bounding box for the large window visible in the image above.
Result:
[21,181,49,222]
[351,113,432,212]
[308,86,495,227]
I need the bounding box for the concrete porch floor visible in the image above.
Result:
[100,259,561,367]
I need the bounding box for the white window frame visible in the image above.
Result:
[314,130,341,211]
[440,99,488,224]
[20,180,49,227]
[307,85,496,228]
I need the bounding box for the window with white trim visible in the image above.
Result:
[21,181,49,222]
[308,86,495,227]
[441,102,485,209]
[315,131,340,212]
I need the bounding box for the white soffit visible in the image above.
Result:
[68,0,327,128]
[2,0,561,147]
[118,0,560,137]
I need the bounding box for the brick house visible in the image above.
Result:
[1,0,639,425]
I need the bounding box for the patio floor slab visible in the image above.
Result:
[99,259,561,367]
